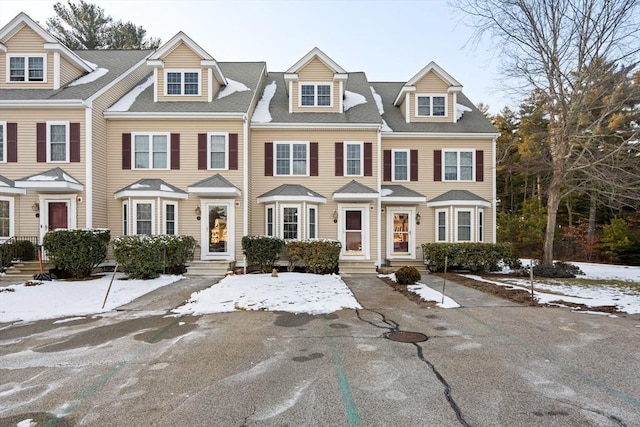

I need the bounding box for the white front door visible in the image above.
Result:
[200,200,234,261]
[338,205,370,260]
[386,207,415,259]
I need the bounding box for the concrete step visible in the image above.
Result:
[185,261,232,278]
[339,261,377,276]
[388,259,428,273]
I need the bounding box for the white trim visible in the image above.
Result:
[442,149,475,182]
[492,137,497,243]
[207,132,229,170]
[0,121,6,163]
[381,195,427,204]
[153,68,158,103]
[452,92,457,123]
[344,141,364,177]
[415,93,448,117]
[426,198,491,208]
[85,107,93,227]
[258,194,326,204]
[131,132,171,170]
[6,53,47,83]
[46,121,70,163]
[338,204,370,260]
[251,122,381,130]
[53,52,60,89]
[164,69,201,96]
[285,47,347,74]
[454,208,474,242]
[265,204,275,237]
[307,205,318,239]
[0,100,85,108]
[298,82,333,108]
[208,68,213,102]
[339,80,344,113]
[386,207,416,260]
[288,80,293,113]
[187,186,240,197]
[391,149,410,182]
[132,199,155,235]
[376,127,382,266]
[332,192,378,201]
[243,114,250,242]
[0,196,16,239]
[273,141,310,177]
[435,208,448,242]
[103,111,246,119]
[16,180,83,192]
[162,200,178,235]
[39,195,78,243]
[405,93,411,123]
[478,209,484,242]
[280,204,301,240]
[122,201,129,235]
[381,131,500,139]
[115,189,188,200]
[200,200,234,261]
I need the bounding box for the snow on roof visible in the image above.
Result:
[27,175,57,181]
[0,181,8,187]
[344,90,367,111]
[131,183,150,189]
[108,75,154,112]
[217,78,250,99]
[381,119,393,132]
[252,80,276,123]
[62,173,79,183]
[381,188,393,196]
[68,67,109,87]
[160,184,173,192]
[370,86,384,114]
[456,103,472,121]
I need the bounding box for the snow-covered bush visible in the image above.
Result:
[112,234,195,279]
[285,239,341,274]
[242,235,284,273]
[43,229,110,278]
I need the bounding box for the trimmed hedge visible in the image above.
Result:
[286,239,341,274]
[395,265,421,285]
[242,236,284,273]
[422,242,521,273]
[1,239,36,269]
[112,234,195,279]
[43,229,110,278]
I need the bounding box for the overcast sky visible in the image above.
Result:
[0,0,513,113]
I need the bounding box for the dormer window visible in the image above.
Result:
[416,94,446,117]
[300,83,332,107]
[165,70,200,95]
[8,55,45,82]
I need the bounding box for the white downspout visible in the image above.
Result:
[85,104,93,228]
[376,125,382,267]
[492,136,497,243]
[243,114,249,272]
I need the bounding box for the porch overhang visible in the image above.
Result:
[0,175,26,195]
[426,189,490,208]
[381,185,426,205]
[187,174,241,198]
[257,184,326,204]
[332,180,378,202]
[14,168,83,193]
[115,179,188,200]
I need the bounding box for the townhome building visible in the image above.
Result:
[1,12,498,276]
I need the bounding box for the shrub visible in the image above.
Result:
[286,239,341,274]
[598,218,640,265]
[533,262,584,278]
[395,265,421,285]
[242,236,284,273]
[112,234,195,279]
[422,242,521,273]
[43,229,110,278]
[1,240,36,268]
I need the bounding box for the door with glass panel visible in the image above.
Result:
[387,208,414,258]
[205,203,229,257]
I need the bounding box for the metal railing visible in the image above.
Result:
[0,236,42,269]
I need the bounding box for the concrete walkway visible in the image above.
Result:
[116,277,219,311]
[419,272,518,307]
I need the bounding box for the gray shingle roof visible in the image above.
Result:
[334,180,377,194]
[18,167,81,183]
[370,82,497,134]
[116,179,186,195]
[189,174,238,189]
[381,185,426,198]
[0,50,152,101]
[428,190,489,203]
[259,184,325,199]
[0,174,25,194]
[0,174,16,187]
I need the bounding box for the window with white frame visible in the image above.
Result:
[133,133,169,169]
[47,122,69,162]
[393,149,409,181]
[456,209,472,242]
[444,150,474,181]
[208,133,228,169]
[265,205,275,237]
[308,206,317,239]
[282,206,299,240]
[0,198,11,238]
[8,55,45,82]
[300,83,332,106]
[416,94,446,117]
[0,122,5,163]
[275,142,308,176]
[134,201,154,235]
[345,142,362,176]
[164,202,177,235]
[436,209,447,242]
[122,202,128,236]
[345,210,363,252]
[166,70,200,95]
[265,204,318,239]
[478,209,484,242]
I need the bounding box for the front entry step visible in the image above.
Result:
[185,260,234,277]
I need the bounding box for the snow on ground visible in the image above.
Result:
[173,272,361,316]
[378,273,460,308]
[0,273,182,323]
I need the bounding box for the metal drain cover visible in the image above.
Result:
[384,331,428,343]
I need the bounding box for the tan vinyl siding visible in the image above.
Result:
[60,56,85,87]
[106,119,245,261]
[410,71,453,123]
[1,25,53,89]
[292,57,341,113]
[156,42,212,102]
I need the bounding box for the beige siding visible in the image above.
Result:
[106,119,246,260]
[292,58,341,113]
[156,42,213,102]
[409,71,454,123]
[1,26,53,89]
[60,56,85,87]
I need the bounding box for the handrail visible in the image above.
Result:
[0,236,42,268]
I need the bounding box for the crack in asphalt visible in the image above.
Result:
[548,397,628,427]
[355,309,471,427]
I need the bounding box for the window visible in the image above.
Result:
[265,204,318,239]
[164,202,177,235]
[456,210,472,242]
[444,150,474,181]
[133,133,169,169]
[345,142,362,176]
[416,95,446,117]
[122,202,128,236]
[208,204,228,253]
[282,206,299,239]
[478,210,484,242]
[135,202,154,235]
[300,83,332,107]
[308,206,317,239]
[345,210,363,252]
[47,122,69,162]
[8,55,45,82]
[0,122,5,163]
[266,205,274,237]
[0,199,10,238]
[209,133,228,169]
[166,70,200,95]
[275,142,307,176]
[393,150,409,181]
[436,209,447,242]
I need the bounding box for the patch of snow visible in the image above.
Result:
[381,119,393,132]
[456,103,472,121]
[131,183,150,189]
[83,60,98,69]
[381,188,393,196]
[62,173,79,183]
[27,175,57,181]
[252,81,276,123]
[68,68,109,86]
[52,316,87,324]
[160,184,173,192]
[17,420,37,427]
[217,78,250,99]
[344,90,367,111]
[378,273,460,308]
[370,86,384,114]
[108,75,154,112]
[0,181,8,187]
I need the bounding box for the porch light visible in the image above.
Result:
[32,202,40,218]
[195,206,201,220]
[416,212,421,225]
[332,210,338,223]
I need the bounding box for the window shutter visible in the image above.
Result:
[410,149,418,181]
[122,133,131,169]
[310,142,318,176]
[7,123,17,162]
[434,149,442,182]
[383,150,391,181]
[229,133,239,170]
[476,150,484,182]
[265,142,273,176]
[70,123,80,162]
[198,133,207,170]
[335,142,343,176]
[170,133,180,170]
[37,123,46,163]
[364,142,372,176]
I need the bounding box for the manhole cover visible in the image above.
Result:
[384,331,428,343]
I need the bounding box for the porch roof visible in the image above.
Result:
[381,185,426,204]
[0,174,26,195]
[14,168,83,193]
[114,179,187,200]
[187,174,241,197]
[427,190,490,207]
[257,184,326,204]
[333,180,377,201]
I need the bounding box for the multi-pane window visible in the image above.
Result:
[345,143,362,176]
[0,199,9,238]
[133,134,168,169]
[417,95,446,117]
[393,150,409,181]
[166,70,199,95]
[444,150,473,181]
[165,203,176,235]
[122,202,128,236]
[282,207,298,239]
[275,142,307,176]
[478,210,484,242]
[8,55,45,82]
[266,206,274,237]
[300,84,332,106]
[437,210,447,242]
[48,123,68,162]
[308,206,317,239]
[345,210,363,251]
[136,203,153,235]
[0,123,5,162]
[457,210,472,241]
[209,134,227,169]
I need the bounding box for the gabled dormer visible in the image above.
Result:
[0,12,93,90]
[146,32,227,103]
[284,47,347,114]
[393,61,463,124]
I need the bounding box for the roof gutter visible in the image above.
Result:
[381,131,500,139]
[103,111,247,120]
[251,122,381,130]
[0,99,85,108]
